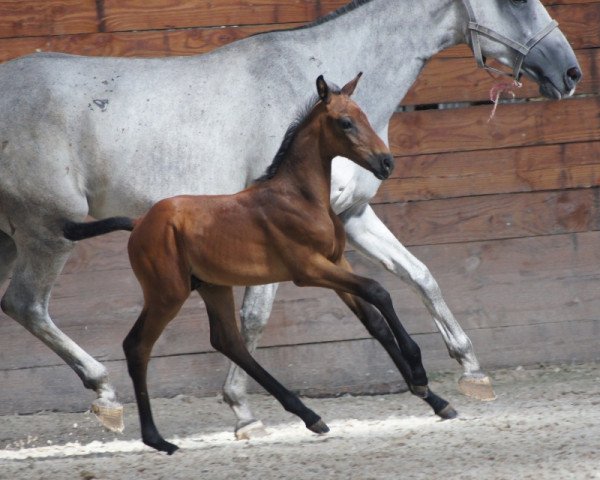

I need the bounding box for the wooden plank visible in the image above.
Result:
[4,229,600,369]
[2,316,599,415]
[0,1,98,39]
[0,24,293,63]
[0,1,596,50]
[0,337,407,415]
[403,48,600,106]
[375,141,600,203]
[547,3,600,50]
[101,0,346,32]
[374,188,600,246]
[389,96,600,156]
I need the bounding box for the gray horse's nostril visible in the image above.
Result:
[566,66,582,86]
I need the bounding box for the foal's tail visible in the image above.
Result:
[63,217,135,241]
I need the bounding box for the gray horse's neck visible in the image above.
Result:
[290,0,463,129]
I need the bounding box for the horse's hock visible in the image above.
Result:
[0,0,599,415]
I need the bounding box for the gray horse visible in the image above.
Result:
[0,0,581,436]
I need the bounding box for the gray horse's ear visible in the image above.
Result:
[316,75,332,104]
[341,72,363,97]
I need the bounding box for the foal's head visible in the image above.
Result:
[315,73,394,180]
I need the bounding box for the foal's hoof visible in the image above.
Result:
[410,384,429,399]
[145,438,180,455]
[307,419,330,435]
[91,398,124,433]
[458,372,496,401]
[235,421,269,440]
[435,403,458,420]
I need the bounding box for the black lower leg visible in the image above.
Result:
[364,283,428,386]
[224,349,326,432]
[422,389,458,420]
[124,328,179,454]
[201,284,328,435]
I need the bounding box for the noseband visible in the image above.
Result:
[462,0,559,79]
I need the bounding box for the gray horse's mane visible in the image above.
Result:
[303,0,376,29]
[251,0,376,38]
[255,84,342,183]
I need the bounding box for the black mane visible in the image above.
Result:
[255,84,342,183]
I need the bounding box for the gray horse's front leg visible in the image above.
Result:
[0,235,124,430]
[222,283,279,439]
[340,203,495,401]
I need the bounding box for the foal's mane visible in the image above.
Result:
[255,84,341,183]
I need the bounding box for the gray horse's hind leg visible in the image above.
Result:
[222,283,279,439]
[0,230,17,284]
[341,204,495,401]
[0,234,124,431]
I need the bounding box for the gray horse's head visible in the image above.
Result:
[461,0,581,99]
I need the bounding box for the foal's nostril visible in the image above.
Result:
[380,154,394,176]
[565,66,582,87]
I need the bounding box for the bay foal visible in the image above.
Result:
[64,74,456,454]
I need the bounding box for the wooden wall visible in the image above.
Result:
[1,0,599,415]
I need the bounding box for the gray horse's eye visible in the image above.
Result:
[510,0,527,5]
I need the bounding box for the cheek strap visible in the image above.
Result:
[462,0,559,79]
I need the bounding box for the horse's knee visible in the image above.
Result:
[410,263,442,301]
[363,280,392,308]
[1,291,48,331]
[239,305,269,340]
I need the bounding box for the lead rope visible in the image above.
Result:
[488,75,522,122]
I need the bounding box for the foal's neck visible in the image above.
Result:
[267,121,335,206]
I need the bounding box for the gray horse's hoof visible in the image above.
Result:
[235,420,269,440]
[308,419,330,434]
[458,373,496,401]
[436,404,458,420]
[91,398,124,433]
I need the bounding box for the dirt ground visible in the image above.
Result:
[1,362,599,480]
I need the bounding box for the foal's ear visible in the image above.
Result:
[316,75,332,104]
[341,72,363,97]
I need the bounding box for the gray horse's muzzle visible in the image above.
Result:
[462,0,582,99]
[521,28,582,99]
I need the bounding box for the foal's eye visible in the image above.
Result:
[338,118,354,130]
[510,0,527,5]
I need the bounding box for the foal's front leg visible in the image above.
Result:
[294,255,456,418]
[336,290,456,419]
[198,284,329,435]
[340,203,494,400]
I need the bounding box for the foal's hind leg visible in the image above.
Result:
[123,297,186,455]
[223,283,278,439]
[336,291,456,419]
[0,234,123,430]
[199,284,329,435]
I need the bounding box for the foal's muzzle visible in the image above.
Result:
[374,153,394,180]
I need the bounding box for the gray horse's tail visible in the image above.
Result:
[63,217,135,241]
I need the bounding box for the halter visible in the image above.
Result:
[462,0,559,79]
